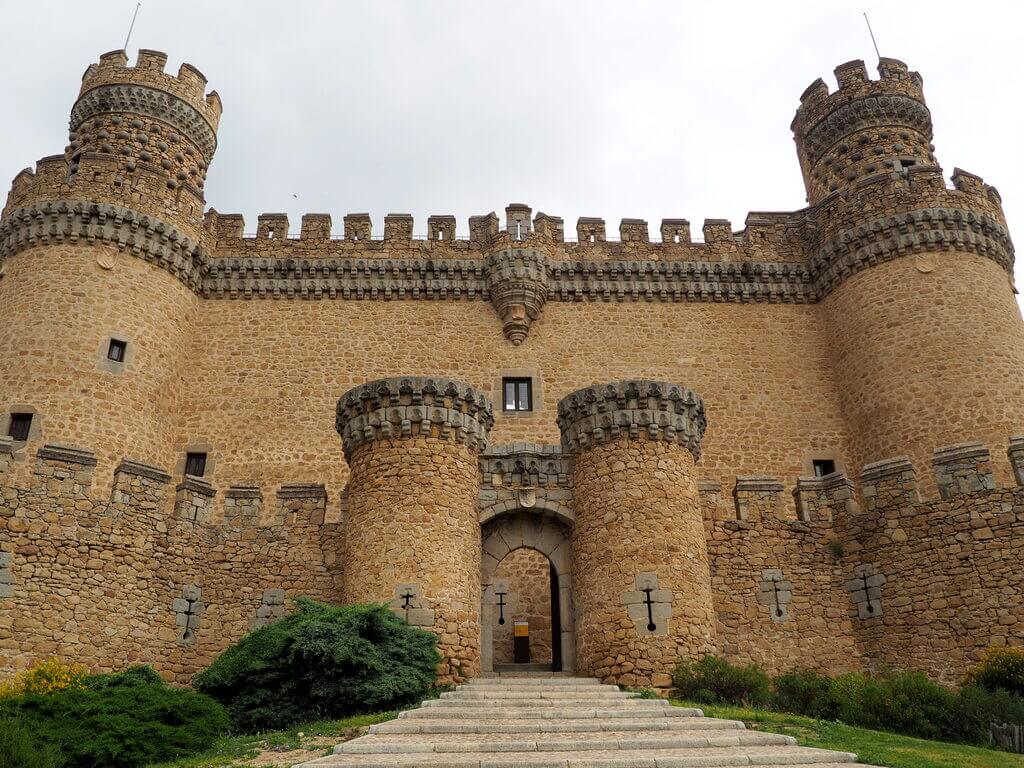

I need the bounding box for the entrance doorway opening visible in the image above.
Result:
[481,513,575,673]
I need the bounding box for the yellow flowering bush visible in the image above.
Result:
[0,657,87,699]
[964,646,1024,696]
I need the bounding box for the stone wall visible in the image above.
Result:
[0,445,341,682]
[491,547,553,665]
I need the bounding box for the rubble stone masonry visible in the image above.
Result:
[1,50,1024,684]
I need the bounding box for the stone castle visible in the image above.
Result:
[1,49,1022,688]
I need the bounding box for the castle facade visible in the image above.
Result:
[0,50,1022,686]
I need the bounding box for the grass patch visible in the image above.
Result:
[146,712,394,768]
[675,700,1024,768]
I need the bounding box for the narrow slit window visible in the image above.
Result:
[8,413,32,442]
[184,452,207,478]
[107,339,127,363]
[503,378,532,412]
[812,458,836,477]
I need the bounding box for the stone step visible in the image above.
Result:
[459,686,625,694]
[422,697,669,709]
[469,676,604,684]
[442,690,639,700]
[370,717,743,735]
[299,745,865,766]
[400,706,704,720]
[337,729,794,754]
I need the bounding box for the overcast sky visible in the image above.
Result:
[3,0,1022,306]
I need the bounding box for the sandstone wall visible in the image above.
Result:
[0,446,341,683]
[821,251,1024,498]
[491,547,553,665]
[0,245,199,480]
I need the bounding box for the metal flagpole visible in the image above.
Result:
[863,12,881,62]
[124,2,142,51]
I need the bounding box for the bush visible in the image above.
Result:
[194,599,440,732]
[0,665,229,768]
[950,684,1024,744]
[672,655,771,707]
[771,667,837,719]
[964,647,1024,697]
[857,670,957,741]
[0,718,63,768]
[0,659,87,700]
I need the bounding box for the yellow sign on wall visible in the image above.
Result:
[514,621,529,637]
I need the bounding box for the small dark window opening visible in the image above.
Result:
[184,452,207,478]
[503,378,532,412]
[107,339,127,363]
[8,413,32,442]
[812,458,836,477]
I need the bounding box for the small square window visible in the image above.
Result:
[8,413,32,442]
[812,459,836,478]
[503,378,532,412]
[107,339,127,363]
[184,452,207,478]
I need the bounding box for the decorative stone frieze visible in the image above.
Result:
[757,569,793,622]
[794,472,856,522]
[70,84,219,161]
[336,376,494,460]
[251,588,286,629]
[801,95,931,168]
[932,442,996,499]
[173,585,204,645]
[0,552,13,599]
[556,380,706,460]
[621,573,672,637]
[0,201,207,292]
[478,443,573,525]
[812,208,1014,295]
[860,456,919,512]
[484,248,550,344]
[1008,437,1024,486]
[846,564,885,619]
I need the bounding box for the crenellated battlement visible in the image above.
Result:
[80,49,222,130]
[793,58,925,130]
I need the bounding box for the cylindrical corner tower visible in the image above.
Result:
[336,377,494,684]
[0,49,221,476]
[793,58,1024,495]
[558,380,716,687]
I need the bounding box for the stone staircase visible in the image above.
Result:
[299,674,880,767]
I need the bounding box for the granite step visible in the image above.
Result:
[301,677,878,767]
[370,717,744,735]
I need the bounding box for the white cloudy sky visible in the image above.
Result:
[3,0,1023,304]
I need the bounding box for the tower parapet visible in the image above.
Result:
[792,58,933,205]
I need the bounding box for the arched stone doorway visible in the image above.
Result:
[480,512,575,673]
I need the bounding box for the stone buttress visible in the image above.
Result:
[557,380,716,687]
[335,377,493,684]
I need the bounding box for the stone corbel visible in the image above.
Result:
[485,248,550,345]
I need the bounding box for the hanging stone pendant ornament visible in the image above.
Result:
[485,248,550,345]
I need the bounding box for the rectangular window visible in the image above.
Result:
[107,339,127,363]
[503,378,532,412]
[812,458,836,477]
[8,413,32,442]
[184,452,207,478]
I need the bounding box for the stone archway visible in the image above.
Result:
[481,512,575,673]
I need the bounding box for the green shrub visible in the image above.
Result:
[857,670,956,741]
[0,665,229,768]
[0,718,63,768]
[193,599,440,732]
[964,647,1024,697]
[672,655,770,707]
[771,667,837,719]
[951,685,1024,744]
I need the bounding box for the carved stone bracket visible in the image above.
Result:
[556,380,706,460]
[484,247,550,344]
[336,376,494,460]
